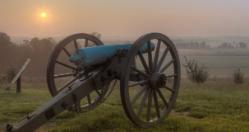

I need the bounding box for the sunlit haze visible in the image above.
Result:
[0,0,249,39]
[40,12,47,19]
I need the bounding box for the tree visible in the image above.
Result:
[28,37,55,76]
[238,42,247,48]
[218,42,234,49]
[0,32,15,69]
[0,32,12,47]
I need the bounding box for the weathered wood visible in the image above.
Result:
[16,77,21,93]
[11,58,31,84]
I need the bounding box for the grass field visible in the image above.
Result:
[1,80,249,132]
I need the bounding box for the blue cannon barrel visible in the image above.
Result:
[69,43,155,67]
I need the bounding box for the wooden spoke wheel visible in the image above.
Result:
[47,33,111,112]
[120,33,181,127]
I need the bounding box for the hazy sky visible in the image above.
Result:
[0,0,249,39]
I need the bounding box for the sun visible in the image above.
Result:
[36,8,51,22]
[40,11,48,19]
[35,8,52,24]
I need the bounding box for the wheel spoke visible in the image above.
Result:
[130,66,149,78]
[85,39,89,47]
[56,61,77,70]
[95,89,102,96]
[153,40,161,72]
[146,89,152,121]
[54,73,75,79]
[147,41,153,73]
[87,94,91,104]
[155,88,169,108]
[137,88,149,116]
[129,80,147,87]
[131,86,146,105]
[160,60,174,73]
[63,48,71,57]
[138,52,150,74]
[74,39,79,52]
[163,86,174,93]
[165,74,177,78]
[104,80,117,99]
[153,90,161,118]
[74,101,81,112]
[157,47,169,71]
[57,77,79,92]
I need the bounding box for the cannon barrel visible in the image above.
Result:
[69,43,155,67]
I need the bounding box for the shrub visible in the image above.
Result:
[184,56,208,84]
[233,68,244,84]
[0,67,16,90]
[6,67,16,82]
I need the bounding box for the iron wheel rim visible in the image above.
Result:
[46,33,110,112]
[120,33,181,127]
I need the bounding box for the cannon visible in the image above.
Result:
[6,32,181,131]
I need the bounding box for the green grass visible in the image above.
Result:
[1,80,249,132]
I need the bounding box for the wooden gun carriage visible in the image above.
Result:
[6,32,181,132]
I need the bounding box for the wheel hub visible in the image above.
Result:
[149,73,166,88]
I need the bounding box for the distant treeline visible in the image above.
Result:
[175,41,248,49]
[0,32,56,80]
[1,32,249,81]
[217,42,247,49]
[175,41,210,49]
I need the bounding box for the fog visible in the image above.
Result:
[0,0,249,39]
